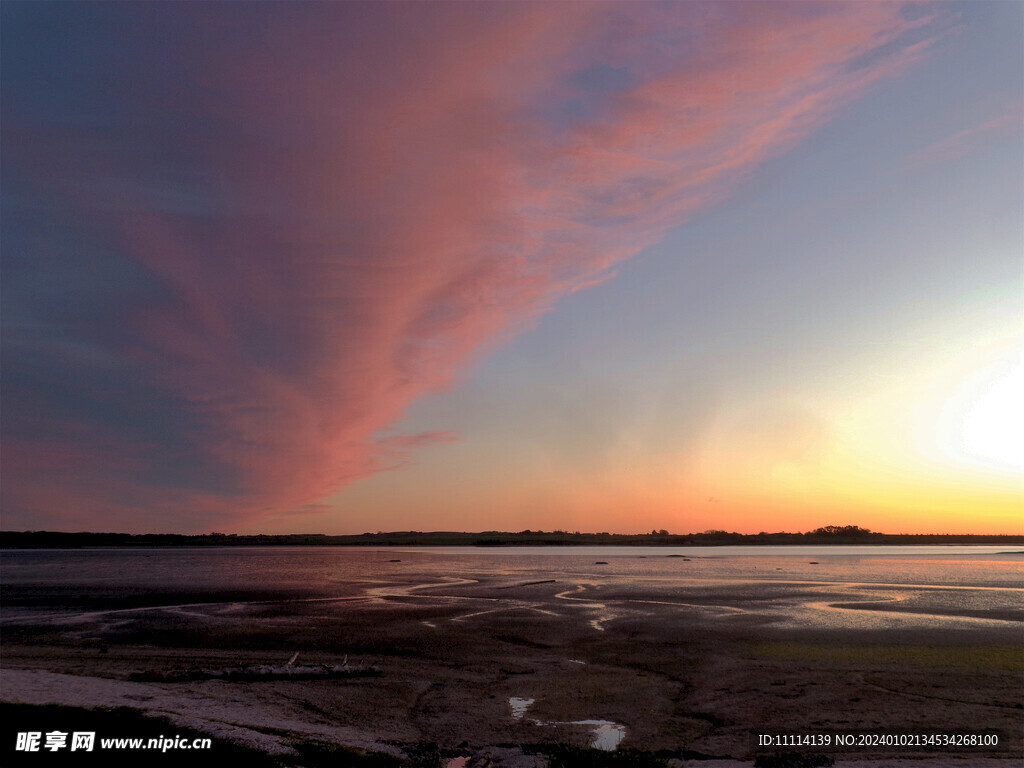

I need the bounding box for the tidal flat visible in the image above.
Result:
[2,547,1021,766]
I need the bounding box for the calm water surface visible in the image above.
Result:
[3,545,1021,590]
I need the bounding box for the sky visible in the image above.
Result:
[2,1,1021,535]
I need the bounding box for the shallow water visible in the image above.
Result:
[508,697,533,720]
[579,720,626,750]
[3,544,1021,583]
[508,696,627,750]
[3,546,1021,630]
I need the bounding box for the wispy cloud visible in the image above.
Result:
[902,110,1023,170]
[2,2,947,530]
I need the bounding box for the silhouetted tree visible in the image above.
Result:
[812,525,872,537]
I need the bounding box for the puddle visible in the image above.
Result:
[508,697,534,719]
[509,697,626,750]
[574,720,626,750]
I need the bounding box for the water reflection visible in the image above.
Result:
[574,720,626,750]
[3,548,1020,635]
[507,697,627,750]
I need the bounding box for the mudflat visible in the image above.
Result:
[2,549,1021,765]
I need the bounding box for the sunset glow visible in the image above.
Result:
[2,1,1021,535]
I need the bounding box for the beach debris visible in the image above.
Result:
[130,656,380,682]
[594,561,608,565]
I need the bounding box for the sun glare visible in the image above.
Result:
[961,363,1024,473]
[928,350,1024,477]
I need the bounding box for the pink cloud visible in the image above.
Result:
[4,2,947,530]
[902,110,1024,170]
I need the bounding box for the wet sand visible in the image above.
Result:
[2,552,1021,765]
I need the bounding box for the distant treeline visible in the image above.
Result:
[3,526,1023,549]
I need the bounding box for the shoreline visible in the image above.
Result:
[3,552,1021,765]
[5,530,1024,551]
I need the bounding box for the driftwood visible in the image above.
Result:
[130,654,380,682]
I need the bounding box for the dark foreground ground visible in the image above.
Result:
[2,552,1021,766]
